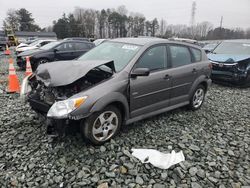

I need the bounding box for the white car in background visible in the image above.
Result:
[16,39,56,54]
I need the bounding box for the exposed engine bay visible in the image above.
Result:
[27,65,113,113]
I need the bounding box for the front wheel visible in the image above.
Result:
[188,85,206,110]
[81,105,122,145]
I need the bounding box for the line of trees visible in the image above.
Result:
[3,8,41,32]
[2,6,250,40]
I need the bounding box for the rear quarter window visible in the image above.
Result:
[190,47,202,62]
[75,42,89,50]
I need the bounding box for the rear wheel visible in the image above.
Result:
[188,85,205,110]
[81,105,122,145]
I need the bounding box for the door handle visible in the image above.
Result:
[192,68,197,73]
[163,74,171,80]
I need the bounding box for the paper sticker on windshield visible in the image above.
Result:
[243,44,250,47]
[122,45,138,50]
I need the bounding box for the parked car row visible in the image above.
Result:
[16,39,56,54]
[16,39,95,70]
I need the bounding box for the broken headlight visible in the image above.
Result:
[47,96,88,118]
[20,75,32,101]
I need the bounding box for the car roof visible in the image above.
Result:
[110,37,168,46]
[223,39,250,43]
[110,37,202,49]
[37,39,56,42]
[60,40,93,45]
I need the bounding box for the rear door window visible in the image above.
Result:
[136,45,167,71]
[40,41,50,46]
[190,47,202,62]
[169,45,192,68]
[75,42,89,50]
[56,42,75,51]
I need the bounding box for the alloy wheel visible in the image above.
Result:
[193,88,204,108]
[92,111,119,142]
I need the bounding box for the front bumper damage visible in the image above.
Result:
[21,60,115,137]
[211,62,250,86]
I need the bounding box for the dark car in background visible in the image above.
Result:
[16,40,95,70]
[207,40,250,86]
[63,37,90,42]
[21,38,212,144]
[0,37,7,51]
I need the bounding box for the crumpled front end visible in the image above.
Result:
[21,60,115,136]
[208,54,250,86]
[211,62,250,86]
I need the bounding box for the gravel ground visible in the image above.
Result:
[0,53,249,188]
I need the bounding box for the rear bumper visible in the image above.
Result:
[211,70,250,86]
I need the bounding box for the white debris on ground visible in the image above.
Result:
[132,149,185,169]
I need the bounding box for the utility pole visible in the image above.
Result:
[220,16,223,29]
[190,1,196,38]
[219,16,223,39]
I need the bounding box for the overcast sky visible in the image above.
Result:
[0,0,250,29]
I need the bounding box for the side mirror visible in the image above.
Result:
[131,68,150,78]
[53,48,58,53]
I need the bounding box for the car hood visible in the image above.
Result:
[16,43,28,49]
[36,60,115,87]
[18,48,45,57]
[18,46,38,51]
[207,54,250,63]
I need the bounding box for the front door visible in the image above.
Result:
[130,45,171,118]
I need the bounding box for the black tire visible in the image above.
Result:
[81,105,122,145]
[188,85,206,110]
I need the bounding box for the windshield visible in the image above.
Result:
[40,41,61,50]
[213,42,250,55]
[78,42,141,71]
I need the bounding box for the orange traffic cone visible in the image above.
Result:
[25,56,33,77]
[7,58,20,93]
[5,44,11,55]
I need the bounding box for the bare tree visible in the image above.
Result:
[159,19,167,36]
[3,9,19,31]
[116,5,128,16]
[246,28,250,39]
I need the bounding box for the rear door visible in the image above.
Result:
[74,42,92,57]
[130,45,171,118]
[54,42,77,60]
[167,44,200,106]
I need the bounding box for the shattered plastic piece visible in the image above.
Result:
[59,182,64,188]
[131,149,185,169]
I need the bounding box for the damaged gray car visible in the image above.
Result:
[21,38,212,145]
